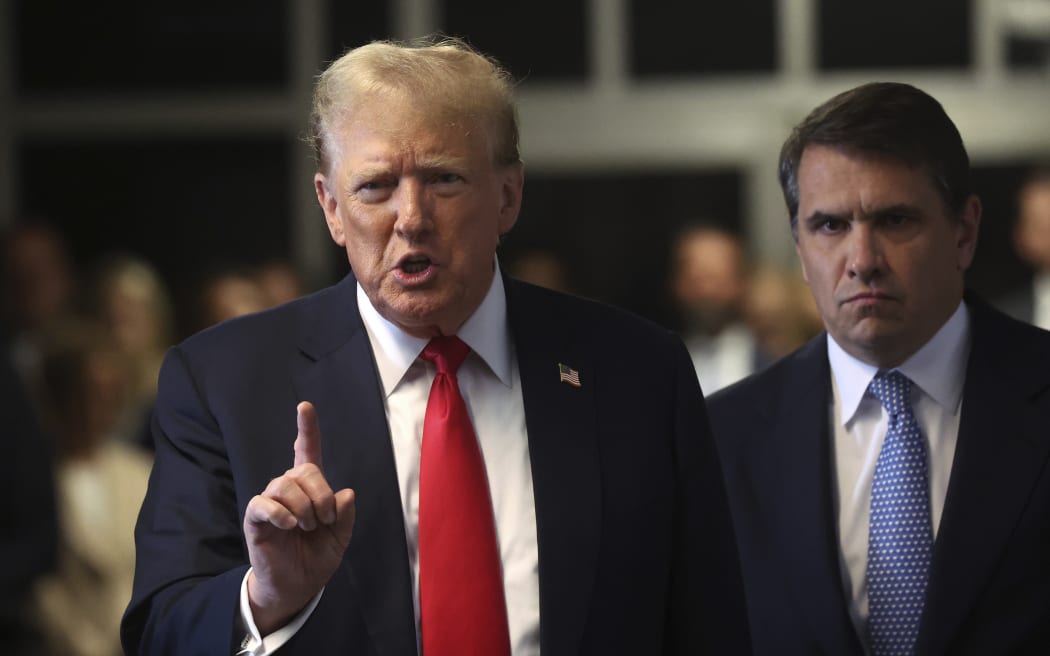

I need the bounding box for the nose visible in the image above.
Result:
[846,224,883,282]
[393,179,432,241]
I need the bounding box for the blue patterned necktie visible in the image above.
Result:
[866,371,932,656]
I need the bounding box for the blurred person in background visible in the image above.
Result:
[0,221,76,395]
[670,223,765,393]
[254,258,307,309]
[87,254,176,450]
[32,319,152,656]
[744,263,822,363]
[189,265,269,334]
[505,248,574,294]
[0,341,58,656]
[998,166,1050,330]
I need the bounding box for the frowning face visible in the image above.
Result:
[793,145,980,367]
[315,100,523,338]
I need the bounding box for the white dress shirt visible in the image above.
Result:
[1032,272,1050,331]
[827,301,970,642]
[239,264,541,655]
[685,322,757,395]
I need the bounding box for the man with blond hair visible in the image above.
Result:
[122,38,749,655]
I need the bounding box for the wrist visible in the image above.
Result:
[246,569,304,636]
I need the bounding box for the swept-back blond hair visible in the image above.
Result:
[309,36,520,175]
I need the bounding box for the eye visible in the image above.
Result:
[353,177,395,202]
[816,217,848,234]
[432,172,465,185]
[881,212,911,227]
[357,177,395,192]
[428,171,467,197]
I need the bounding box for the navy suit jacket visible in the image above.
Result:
[708,298,1050,655]
[121,273,749,655]
[992,283,1035,326]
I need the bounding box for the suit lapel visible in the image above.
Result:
[505,279,600,655]
[752,336,865,655]
[919,302,1050,654]
[290,277,417,656]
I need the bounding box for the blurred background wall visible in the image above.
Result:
[2,0,1050,332]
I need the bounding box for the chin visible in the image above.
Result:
[384,300,446,332]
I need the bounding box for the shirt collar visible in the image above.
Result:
[357,259,513,397]
[828,301,971,426]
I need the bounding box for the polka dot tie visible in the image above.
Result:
[866,371,932,656]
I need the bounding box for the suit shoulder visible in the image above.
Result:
[968,299,1050,390]
[709,346,802,405]
[706,334,826,431]
[178,279,350,355]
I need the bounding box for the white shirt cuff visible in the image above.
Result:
[235,567,324,655]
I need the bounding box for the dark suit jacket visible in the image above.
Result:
[121,273,749,655]
[992,282,1035,326]
[0,343,57,649]
[708,298,1050,655]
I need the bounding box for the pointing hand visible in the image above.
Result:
[243,401,356,634]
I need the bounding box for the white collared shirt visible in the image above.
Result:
[685,322,757,395]
[239,263,540,655]
[828,302,970,642]
[1033,272,1050,331]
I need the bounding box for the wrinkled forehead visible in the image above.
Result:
[804,144,957,208]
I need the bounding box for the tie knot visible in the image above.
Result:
[867,370,913,416]
[421,336,470,375]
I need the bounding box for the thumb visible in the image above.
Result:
[293,401,323,469]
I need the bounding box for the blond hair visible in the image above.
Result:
[309,36,520,175]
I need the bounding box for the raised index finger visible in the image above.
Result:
[293,401,323,469]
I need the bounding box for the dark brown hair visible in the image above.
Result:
[779,82,972,239]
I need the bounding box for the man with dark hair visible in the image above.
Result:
[122,38,749,655]
[709,81,1050,654]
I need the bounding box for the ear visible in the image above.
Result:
[955,194,981,271]
[794,239,810,284]
[315,173,346,247]
[496,162,524,236]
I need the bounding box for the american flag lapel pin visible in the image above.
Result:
[558,363,581,388]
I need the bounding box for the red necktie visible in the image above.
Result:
[418,336,510,656]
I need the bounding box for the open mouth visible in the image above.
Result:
[400,256,432,274]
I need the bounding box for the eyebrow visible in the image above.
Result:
[347,155,471,182]
[868,203,924,220]
[802,203,925,227]
[802,210,848,227]
[348,166,392,182]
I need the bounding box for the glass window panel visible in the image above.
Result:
[504,170,742,327]
[15,1,289,94]
[440,0,588,82]
[818,1,970,70]
[18,138,292,330]
[327,0,392,61]
[630,1,777,76]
